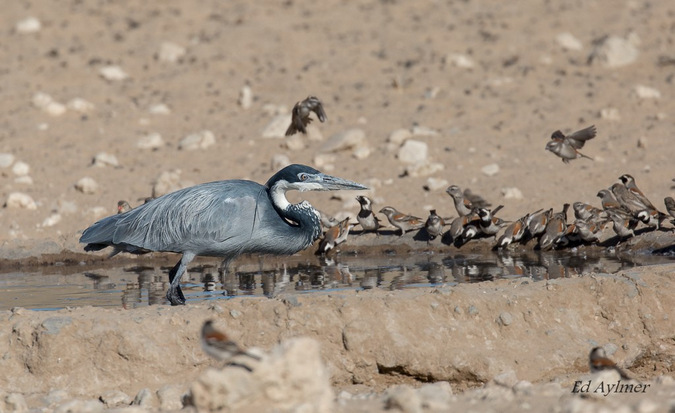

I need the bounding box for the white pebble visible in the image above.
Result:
[32,92,54,109]
[92,152,119,168]
[137,133,165,150]
[152,169,193,197]
[99,65,129,81]
[406,161,444,177]
[501,187,523,200]
[425,177,449,191]
[313,153,336,169]
[397,139,428,164]
[320,129,366,153]
[45,102,67,117]
[88,206,108,220]
[12,161,30,176]
[637,136,647,149]
[158,42,186,62]
[238,85,253,109]
[0,153,16,168]
[556,32,583,51]
[149,103,171,115]
[387,128,412,145]
[271,154,291,170]
[447,53,475,69]
[5,192,37,210]
[411,125,439,137]
[15,176,33,185]
[57,199,78,214]
[283,135,305,151]
[634,85,661,99]
[261,115,290,139]
[352,146,371,160]
[42,213,62,227]
[590,34,639,68]
[75,177,99,194]
[16,17,41,34]
[178,130,216,150]
[67,98,95,113]
[599,107,621,121]
[481,163,500,177]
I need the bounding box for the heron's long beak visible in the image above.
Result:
[315,173,368,191]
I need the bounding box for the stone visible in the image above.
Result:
[600,107,621,121]
[42,213,62,227]
[417,382,453,410]
[271,154,291,171]
[352,146,371,160]
[411,125,439,137]
[493,370,518,387]
[406,162,444,177]
[320,129,366,153]
[501,187,523,200]
[14,176,33,185]
[12,161,30,176]
[53,399,104,413]
[99,65,129,81]
[75,177,99,194]
[67,98,95,113]
[42,317,72,334]
[261,115,291,138]
[5,393,28,413]
[16,17,41,34]
[132,388,155,407]
[313,153,336,169]
[157,385,186,410]
[384,385,421,413]
[238,85,253,109]
[556,32,583,51]
[149,103,171,115]
[283,135,305,151]
[446,53,475,69]
[92,152,119,168]
[179,130,216,150]
[45,102,67,116]
[5,193,37,210]
[637,136,647,149]
[137,133,165,150]
[590,34,640,68]
[481,163,500,176]
[57,199,78,214]
[158,42,186,62]
[498,312,514,326]
[387,128,412,145]
[397,140,428,164]
[99,390,131,407]
[152,170,193,197]
[634,85,660,99]
[425,177,449,192]
[0,153,15,168]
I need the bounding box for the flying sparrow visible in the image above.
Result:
[201,320,261,363]
[356,195,380,233]
[379,207,425,236]
[545,125,596,163]
[424,209,445,241]
[285,96,327,136]
[589,347,631,380]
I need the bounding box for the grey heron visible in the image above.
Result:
[80,164,368,305]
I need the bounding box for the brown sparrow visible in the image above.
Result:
[573,202,605,222]
[448,210,480,241]
[606,208,638,240]
[574,219,602,244]
[379,207,425,236]
[463,188,491,208]
[318,210,339,228]
[285,96,327,136]
[665,196,675,219]
[545,125,596,163]
[526,208,552,239]
[597,189,624,212]
[424,209,445,241]
[611,183,650,216]
[538,204,569,250]
[318,217,353,253]
[636,209,668,230]
[445,185,474,216]
[201,320,260,362]
[619,174,657,211]
[356,195,380,233]
[495,213,529,249]
[477,206,507,237]
[589,347,630,379]
[117,200,132,214]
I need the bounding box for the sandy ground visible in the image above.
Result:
[1,0,675,411]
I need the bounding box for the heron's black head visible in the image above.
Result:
[266,164,368,192]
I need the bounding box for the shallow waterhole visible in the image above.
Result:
[1,247,673,311]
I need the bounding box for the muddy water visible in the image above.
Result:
[2,248,673,311]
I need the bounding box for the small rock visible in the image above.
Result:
[53,399,103,413]
[411,125,439,137]
[32,92,54,109]
[261,103,287,116]
[397,140,428,164]
[320,129,366,153]
[352,146,371,160]
[283,135,305,151]
[12,161,30,176]
[16,17,41,34]
[0,153,15,168]
[600,107,621,121]
[406,162,444,177]
[229,309,242,319]
[5,193,37,210]
[590,34,640,68]
[313,153,336,169]
[5,393,28,413]
[137,133,165,150]
[417,382,453,410]
[468,305,479,315]
[179,130,216,150]
[14,176,33,185]
[501,187,523,200]
[57,199,78,214]
[152,170,193,198]
[158,42,186,62]
[498,312,513,326]
[261,115,291,138]
[493,370,518,388]
[634,85,661,99]
[67,98,95,113]
[446,53,475,69]
[425,177,449,192]
[481,163,500,176]
[75,177,99,194]
[157,385,186,411]
[238,85,253,109]
[99,390,131,407]
[637,136,647,149]
[271,154,291,170]
[149,103,171,115]
[132,388,155,407]
[42,213,62,227]
[556,32,583,51]
[387,128,413,145]
[92,152,119,168]
[88,206,108,219]
[42,316,72,334]
[45,102,67,117]
[99,65,129,81]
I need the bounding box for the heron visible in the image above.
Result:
[79,164,368,305]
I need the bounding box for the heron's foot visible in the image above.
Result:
[166,285,186,306]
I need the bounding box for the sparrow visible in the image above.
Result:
[463,188,491,209]
[572,202,605,223]
[424,209,445,241]
[476,206,507,237]
[574,219,602,244]
[318,210,339,228]
[538,204,569,251]
[665,196,675,219]
[589,347,631,380]
[494,213,529,249]
[618,174,657,211]
[445,185,474,217]
[636,208,669,230]
[285,96,327,136]
[356,195,380,233]
[545,125,596,163]
[526,208,552,239]
[379,207,425,236]
[611,183,651,216]
[201,320,261,363]
[448,210,480,242]
[318,217,354,254]
[597,189,625,212]
[117,200,132,214]
[606,208,638,240]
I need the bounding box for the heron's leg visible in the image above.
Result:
[166,252,196,306]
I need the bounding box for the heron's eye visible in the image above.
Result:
[299,173,308,181]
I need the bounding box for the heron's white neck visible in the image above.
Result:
[270,181,291,211]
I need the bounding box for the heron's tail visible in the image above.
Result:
[80,214,124,248]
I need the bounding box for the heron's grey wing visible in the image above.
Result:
[566,125,596,149]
